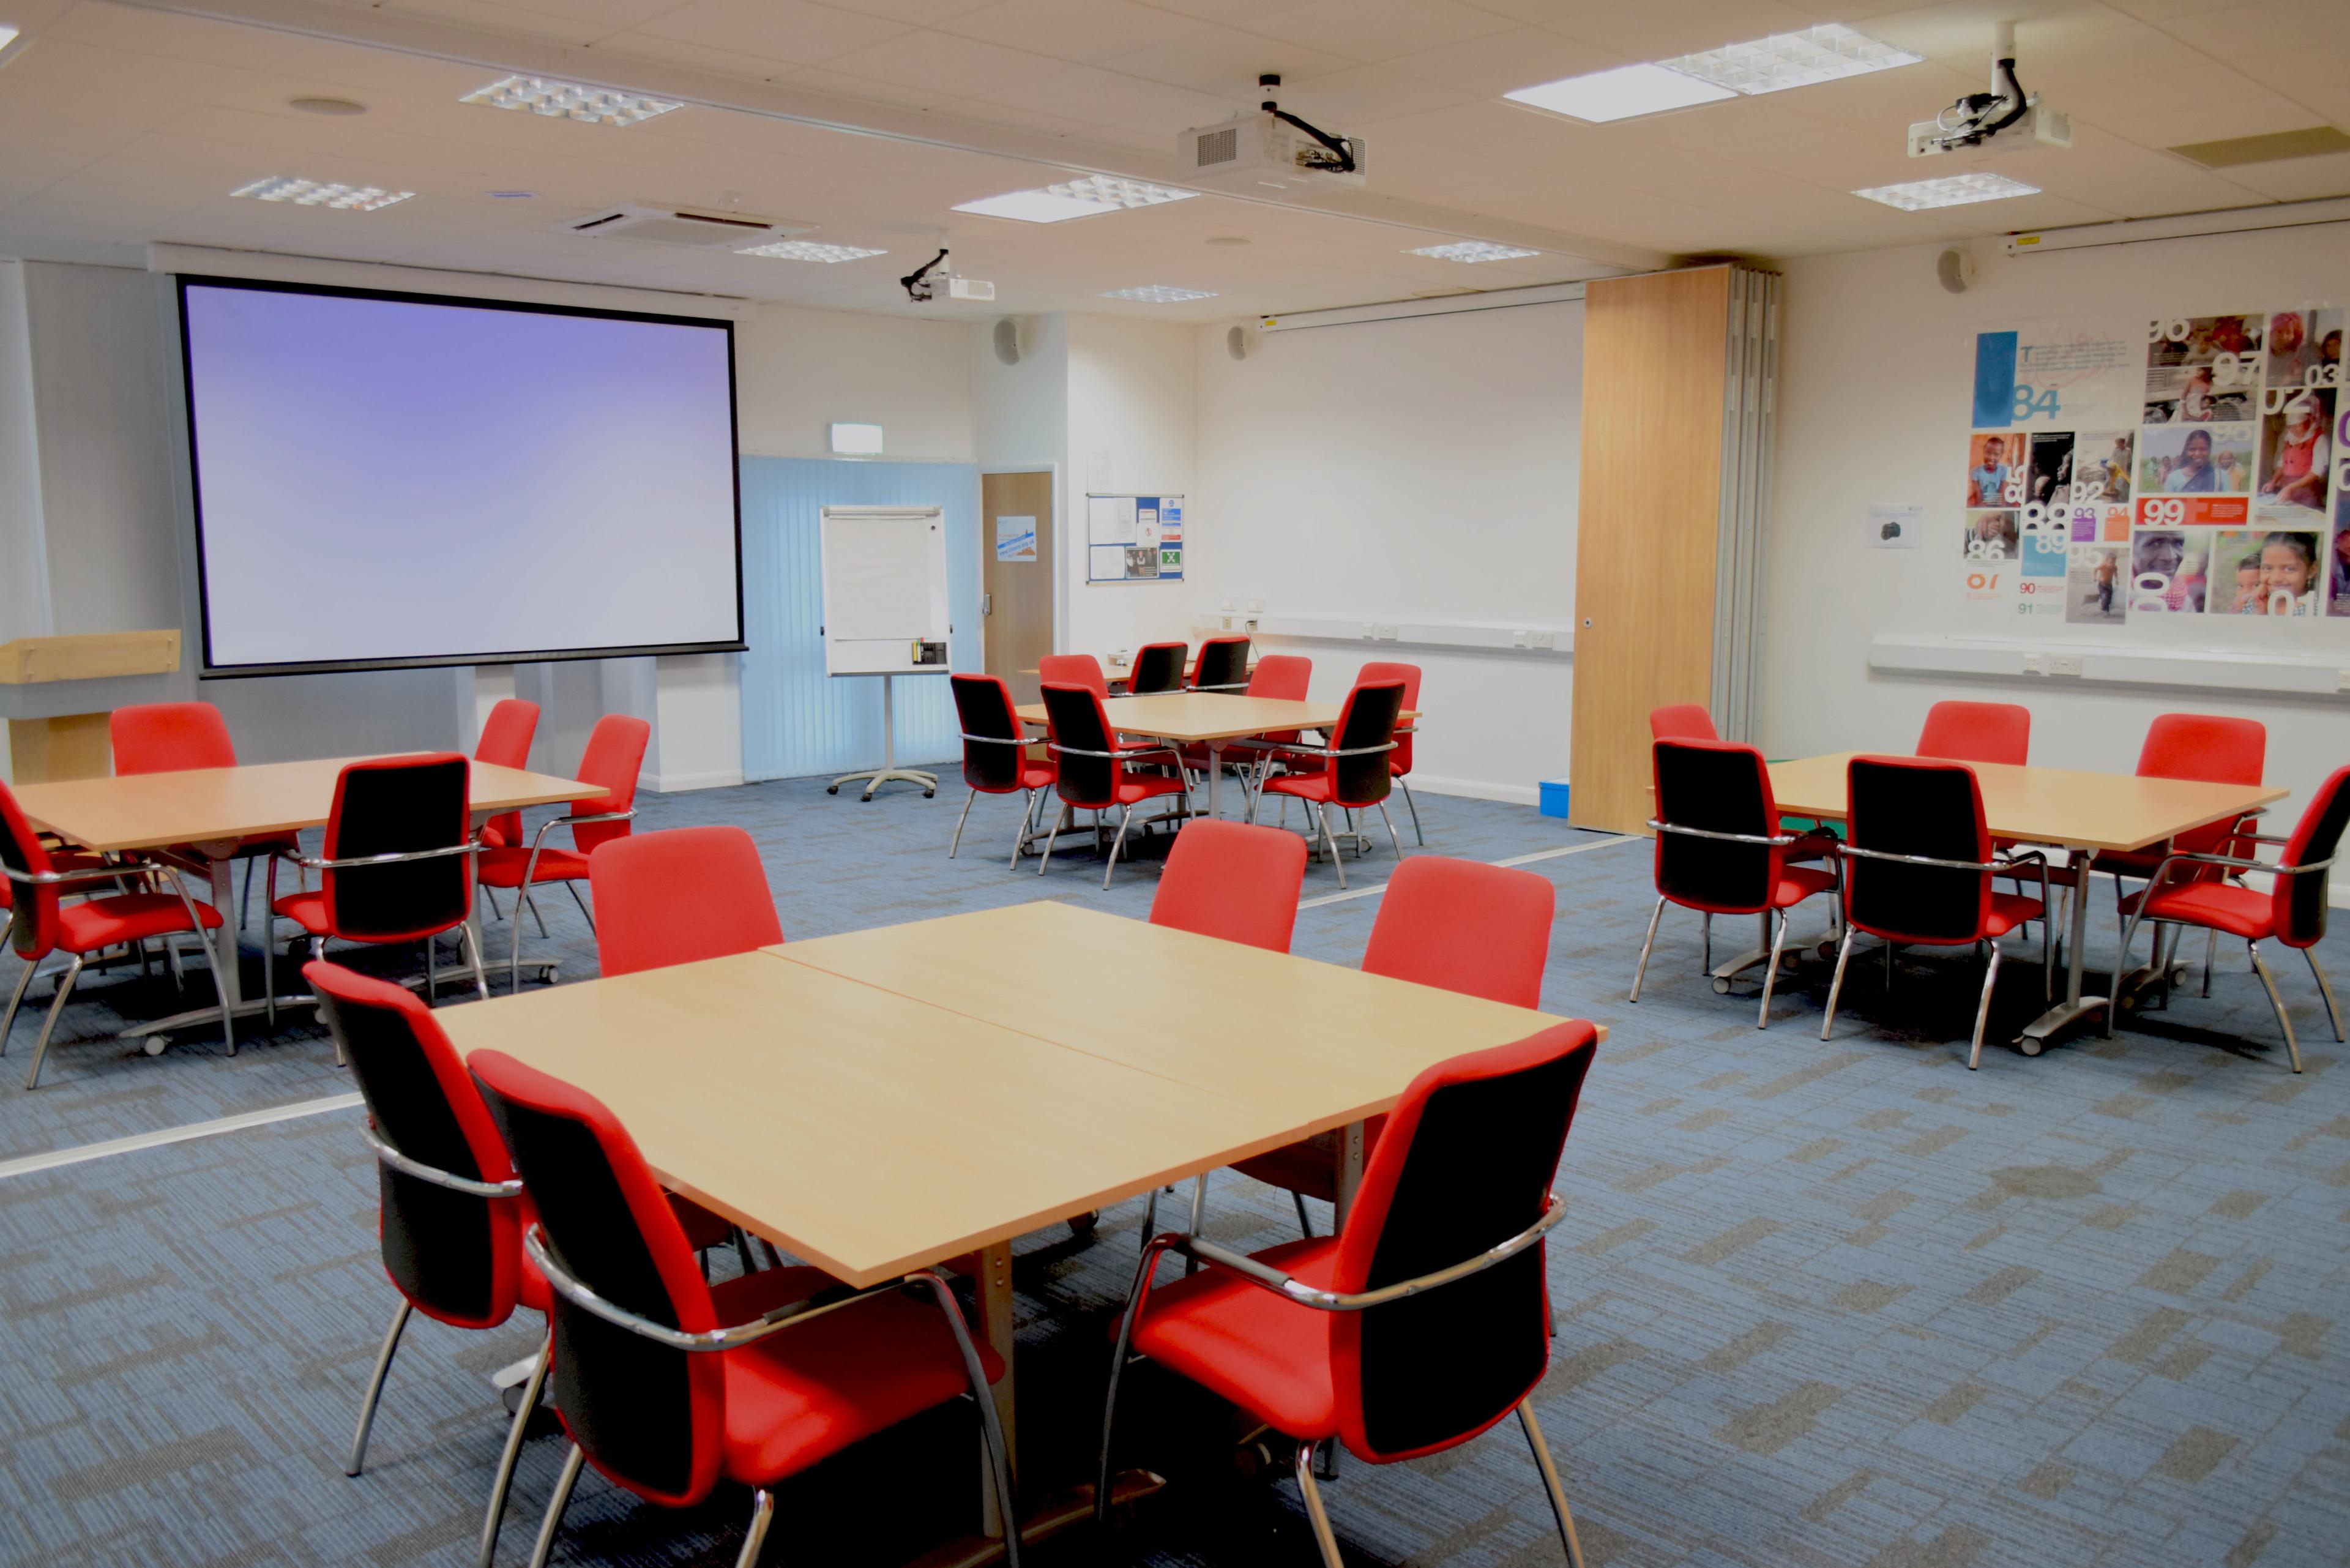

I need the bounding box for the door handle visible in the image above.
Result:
[982,593,993,615]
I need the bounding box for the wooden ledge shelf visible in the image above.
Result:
[0,631,181,685]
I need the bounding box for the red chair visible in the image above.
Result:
[1037,652,1107,694]
[468,1049,1018,1568]
[2114,765,2349,1072]
[1257,680,1406,889]
[1633,739,1838,1029]
[1037,682,1193,889]
[267,755,490,1020]
[948,674,1056,868]
[1231,856,1556,1238]
[1916,700,2030,764]
[111,700,300,928]
[590,827,783,978]
[1359,662,1425,846]
[472,698,541,854]
[1226,654,1312,809]
[307,961,548,1568]
[1149,820,1307,953]
[478,714,649,992]
[1822,756,2051,1069]
[1,780,232,1087]
[1191,635,1251,692]
[1129,640,1189,695]
[1648,703,1717,741]
[2101,714,2266,997]
[1097,1023,1599,1568]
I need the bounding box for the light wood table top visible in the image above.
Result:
[12,755,605,854]
[1766,752,2287,855]
[1010,690,1417,742]
[436,951,1330,1288]
[771,901,1592,1138]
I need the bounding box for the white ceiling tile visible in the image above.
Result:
[42,2,310,67]
[1389,25,1628,96]
[930,95,1103,135]
[781,63,966,107]
[374,0,639,46]
[619,0,912,66]
[2157,0,2349,61]
[937,0,1213,65]
[818,28,1073,95]
[1238,0,1519,62]
[974,64,1231,133]
[1092,26,1355,97]
[2212,149,2350,202]
[1543,0,1826,59]
[1277,64,1472,122]
[804,0,1004,22]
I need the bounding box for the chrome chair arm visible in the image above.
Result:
[1,861,159,887]
[1836,844,2040,875]
[364,1126,523,1199]
[1148,1193,1568,1313]
[1045,740,1184,766]
[1647,819,1798,848]
[958,733,1040,748]
[2142,848,2332,890]
[1253,739,1398,761]
[297,842,482,872]
[523,1224,900,1351]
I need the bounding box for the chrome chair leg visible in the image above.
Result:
[733,1487,776,1568]
[1628,897,1665,1002]
[1398,777,1423,845]
[264,851,282,1026]
[1968,943,2003,1071]
[1820,930,1856,1042]
[1376,801,1404,861]
[2306,949,2344,1043]
[1037,804,1070,876]
[1292,1441,1345,1568]
[526,1443,585,1568]
[459,924,490,1003]
[1756,908,1790,1029]
[1184,1170,1207,1276]
[1316,802,1348,890]
[483,887,503,922]
[2203,926,2218,997]
[1701,911,1710,972]
[905,1271,1022,1568]
[949,788,977,858]
[1009,790,1035,871]
[2248,941,2304,1073]
[1096,1241,1168,1526]
[425,937,438,1005]
[1103,805,1135,890]
[1293,1190,1314,1238]
[241,855,256,930]
[565,881,595,936]
[1517,1401,1588,1568]
[1139,1186,1157,1252]
[477,1340,548,1568]
[2040,894,2053,1004]
[0,957,37,1058]
[346,1298,413,1476]
[24,954,85,1090]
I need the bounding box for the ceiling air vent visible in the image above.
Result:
[2170,127,2350,170]
[556,203,813,248]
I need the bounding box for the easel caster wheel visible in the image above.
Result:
[144,1037,168,1056]
[2169,965,2190,987]
[826,785,839,794]
[2017,1037,2043,1056]
[1068,1210,1099,1238]
[1711,976,1732,995]
[924,789,935,798]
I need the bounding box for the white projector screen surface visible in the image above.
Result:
[181,278,742,674]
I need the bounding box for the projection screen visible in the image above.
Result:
[179,277,744,676]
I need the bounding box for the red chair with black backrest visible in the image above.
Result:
[308,960,548,1568]
[1037,682,1192,889]
[1226,653,1313,812]
[1822,756,2051,1070]
[2114,764,2350,1072]
[472,698,541,855]
[1648,704,1717,741]
[468,1050,1018,1568]
[1231,856,1557,1239]
[1129,641,1190,696]
[478,714,649,993]
[1359,662,1426,846]
[1,779,232,1088]
[1097,1023,1600,1568]
[948,674,1056,868]
[1149,819,1307,954]
[1916,700,2031,764]
[1257,680,1407,889]
[1190,635,1251,693]
[2100,714,2266,998]
[112,701,302,930]
[590,827,783,979]
[1633,739,1838,1029]
[267,754,489,1023]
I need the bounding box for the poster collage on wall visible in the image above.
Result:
[1966,309,2350,624]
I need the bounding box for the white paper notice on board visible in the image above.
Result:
[1088,545,1128,580]
[1087,495,1138,545]
[994,515,1036,561]
[1867,503,1925,549]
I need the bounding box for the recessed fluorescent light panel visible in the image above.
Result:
[1506,63,1733,124]
[830,422,884,455]
[1409,241,1541,263]
[0,24,17,52]
[955,175,1195,225]
[231,176,413,211]
[1100,285,1217,302]
[1853,172,2040,211]
[1660,24,1921,97]
[739,240,887,262]
[461,75,679,127]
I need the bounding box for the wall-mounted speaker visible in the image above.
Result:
[993,317,1022,365]
[1226,324,1248,362]
[1936,245,1975,294]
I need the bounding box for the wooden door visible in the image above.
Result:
[1570,267,1731,834]
[981,470,1054,705]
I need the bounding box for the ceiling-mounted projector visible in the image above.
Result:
[1177,75,1365,192]
[1909,23,2070,157]
[900,248,994,304]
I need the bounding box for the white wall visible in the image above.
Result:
[1192,302,1584,801]
[740,305,974,463]
[1067,315,1197,661]
[1765,231,2350,898]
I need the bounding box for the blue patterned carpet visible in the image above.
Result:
[0,775,2344,1568]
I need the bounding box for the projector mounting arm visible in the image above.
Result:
[1258,74,1356,174]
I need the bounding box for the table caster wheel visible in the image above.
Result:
[923,789,935,798]
[1068,1210,1099,1238]
[143,1037,168,1056]
[2017,1037,2043,1057]
[1711,976,1732,995]
[2169,964,2190,988]
[826,785,839,794]
[2117,991,2136,1011]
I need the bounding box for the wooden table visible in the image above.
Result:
[12,755,603,1040]
[1766,753,2286,1051]
[438,901,1593,1556]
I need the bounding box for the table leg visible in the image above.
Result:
[2018,847,2105,1055]
[1334,1121,1365,1226]
[975,1240,1016,1538]
[1709,912,1794,992]
[124,847,313,1045]
[1205,740,1224,818]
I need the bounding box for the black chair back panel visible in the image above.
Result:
[1351,1048,1591,1457]
[1130,644,1186,695]
[1847,759,1988,943]
[1043,684,1116,807]
[2282,768,2350,946]
[1195,639,1248,690]
[951,675,1023,791]
[1333,683,1404,805]
[488,1096,696,1500]
[326,757,472,943]
[1654,742,1774,911]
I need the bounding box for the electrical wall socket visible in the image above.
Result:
[1245,618,1257,633]
[2020,651,2042,674]
[2050,654,2083,676]
[2337,670,2350,693]
[1362,622,1377,640]
[1528,630,1554,650]
[1512,629,1531,648]
[1247,599,1265,613]
[1376,624,1399,640]
[1219,613,1233,630]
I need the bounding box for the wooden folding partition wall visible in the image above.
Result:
[1569,264,1780,834]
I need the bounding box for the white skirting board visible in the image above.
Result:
[1870,633,2349,698]
[645,767,747,794]
[1404,774,1542,807]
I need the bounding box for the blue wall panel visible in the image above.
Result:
[739,457,980,782]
